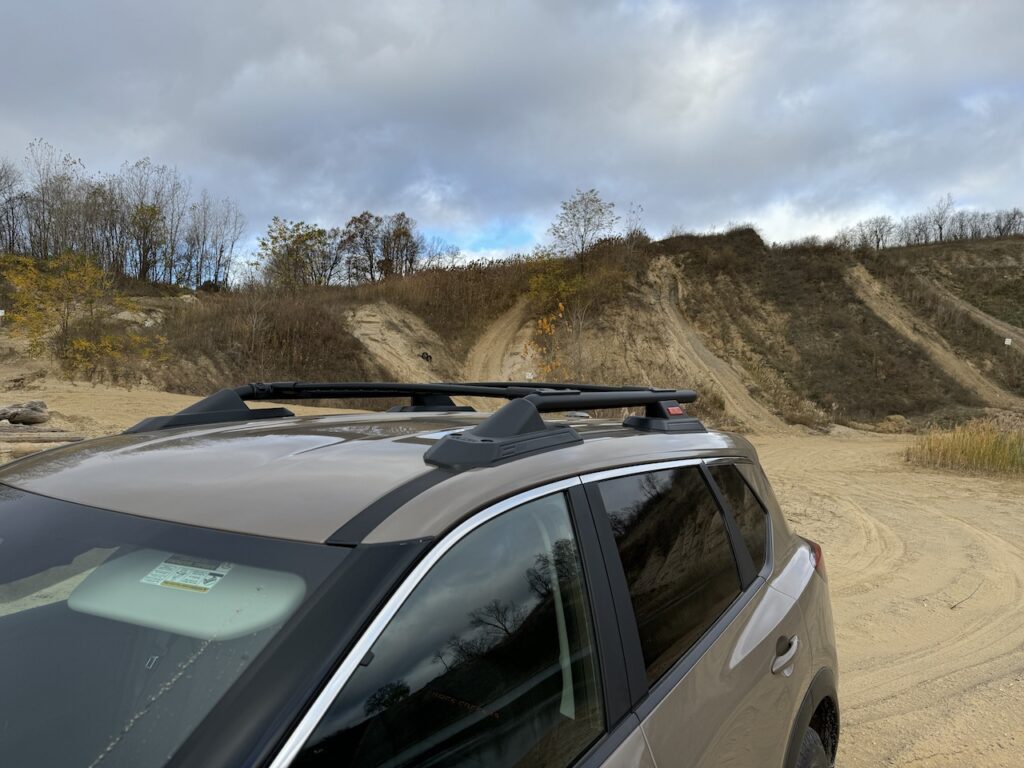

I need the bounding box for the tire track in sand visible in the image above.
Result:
[755,433,1024,767]
[463,298,537,382]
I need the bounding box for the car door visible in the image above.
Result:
[582,459,809,768]
[276,480,655,768]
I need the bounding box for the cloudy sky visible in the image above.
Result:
[3,0,1022,257]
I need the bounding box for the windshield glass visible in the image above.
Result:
[0,483,349,768]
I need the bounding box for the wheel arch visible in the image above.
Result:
[784,666,839,767]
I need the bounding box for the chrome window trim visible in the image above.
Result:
[268,475,584,768]
[702,455,753,467]
[579,457,704,485]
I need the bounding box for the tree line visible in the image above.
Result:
[256,210,460,288]
[0,140,244,288]
[834,194,1024,250]
[3,139,1020,293]
[0,141,462,290]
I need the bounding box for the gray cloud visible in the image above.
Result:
[3,0,1022,252]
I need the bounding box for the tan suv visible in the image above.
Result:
[0,382,839,768]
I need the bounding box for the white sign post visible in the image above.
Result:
[1006,338,1013,347]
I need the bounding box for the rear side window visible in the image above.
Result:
[596,467,740,684]
[294,492,603,768]
[708,464,769,572]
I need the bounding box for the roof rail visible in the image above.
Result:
[124,381,701,439]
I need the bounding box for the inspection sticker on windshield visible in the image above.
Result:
[140,555,233,593]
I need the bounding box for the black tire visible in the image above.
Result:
[796,728,830,768]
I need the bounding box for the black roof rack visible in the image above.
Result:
[423,389,703,470]
[123,382,704,466]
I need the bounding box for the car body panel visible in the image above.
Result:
[588,720,658,768]
[638,563,810,767]
[364,430,756,542]
[0,411,761,545]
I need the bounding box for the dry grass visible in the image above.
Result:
[864,257,1024,397]
[906,417,1024,476]
[154,288,388,394]
[343,257,542,356]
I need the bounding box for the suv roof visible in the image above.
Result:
[0,382,758,545]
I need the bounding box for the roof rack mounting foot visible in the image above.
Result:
[423,398,582,471]
[124,388,294,434]
[623,399,706,434]
[387,392,475,413]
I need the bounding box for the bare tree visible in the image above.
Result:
[948,210,970,241]
[378,212,422,278]
[549,188,619,265]
[967,210,992,240]
[209,197,245,286]
[469,598,526,638]
[421,236,461,269]
[910,213,932,244]
[0,158,24,254]
[861,216,895,249]
[183,190,213,288]
[162,169,190,283]
[23,139,86,260]
[341,211,384,283]
[993,208,1024,237]
[928,193,954,242]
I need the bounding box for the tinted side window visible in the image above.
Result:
[708,464,768,572]
[295,493,603,768]
[597,467,740,684]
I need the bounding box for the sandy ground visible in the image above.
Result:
[1,363,1023,765]
[0,371,338,461]
[753,430,1024,767]
[346,302,455,381]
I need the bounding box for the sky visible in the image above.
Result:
[2,0,1022,258]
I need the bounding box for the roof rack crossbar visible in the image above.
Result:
[124,381,700,434]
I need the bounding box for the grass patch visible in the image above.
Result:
[906,418,1024,476]
[667,234,980,421]
[863,256,1024,396]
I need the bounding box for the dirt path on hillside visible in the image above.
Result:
[346,303,452,382]
[463,298,537,381]
[650,262,789,431]
[929,281,1024,350]
[755,431,1024,767]
[846,265,1024,410]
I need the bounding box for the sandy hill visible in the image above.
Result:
[2,231,1021,434]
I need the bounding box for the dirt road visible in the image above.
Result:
[652,260,790,431]
[463,297,536,382]
[754,431,1024,767]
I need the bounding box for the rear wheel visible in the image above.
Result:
[796,727,829,768]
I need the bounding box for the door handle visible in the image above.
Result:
[771,635,799,675]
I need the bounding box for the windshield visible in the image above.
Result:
[0,483,349,768]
